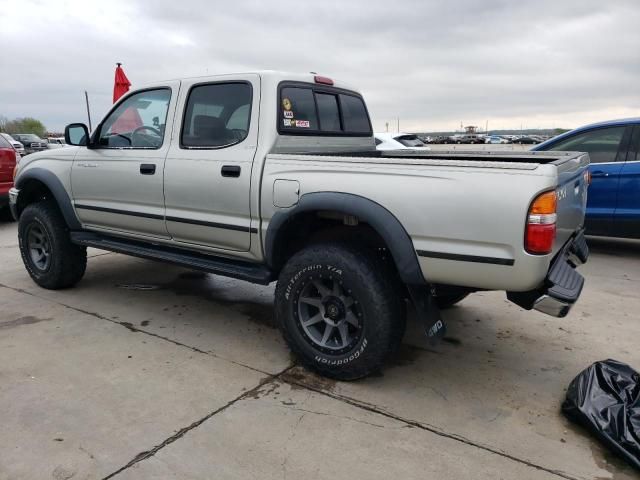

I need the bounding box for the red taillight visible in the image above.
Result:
[314,75,334,85]
[526,223,556,254]
[525,191,557,255]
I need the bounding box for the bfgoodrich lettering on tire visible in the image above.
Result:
[18,200,87,289]
[275,242,404,380]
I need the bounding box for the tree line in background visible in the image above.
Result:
[0,116,48,139]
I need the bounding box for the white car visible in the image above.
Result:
[0,133,25,156]
[485,135,509,144]
[46,137,68,149]
[375,132,431,151]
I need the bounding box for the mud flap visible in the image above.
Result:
[407,284,446,344]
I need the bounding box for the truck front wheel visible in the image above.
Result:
[18,200,87,289]
[275,243,404,380]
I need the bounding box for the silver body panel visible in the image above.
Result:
[261,151,588,291]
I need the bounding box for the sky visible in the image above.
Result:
[1,0,638,133]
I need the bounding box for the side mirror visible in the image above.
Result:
[64,123,89,146]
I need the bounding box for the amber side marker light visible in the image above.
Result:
[526,191,557,255]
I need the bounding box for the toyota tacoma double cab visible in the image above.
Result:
[10,71,590,380]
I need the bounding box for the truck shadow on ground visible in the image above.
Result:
[76,256,574,387]
[78,258,557,376]
[104,262,556,380]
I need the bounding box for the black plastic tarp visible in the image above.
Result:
[562,359,640,471]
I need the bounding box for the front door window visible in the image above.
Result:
[98,89,171,149]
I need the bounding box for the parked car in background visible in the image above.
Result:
[534,118,640,239]
[374,132,431,150]
[0,133,25,156]
[511,136,538,144]
[11,134,48,155]
[485,135,509,144]
[46,137,67,149]
[457,134,485,144]
[0,133,19,218]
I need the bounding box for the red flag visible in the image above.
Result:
[110,106,143,134]
[113,63,131,103]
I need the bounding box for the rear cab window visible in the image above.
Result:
[278,82,372,136]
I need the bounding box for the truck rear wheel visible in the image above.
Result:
[275,243,404,380]
[18,200,87,289]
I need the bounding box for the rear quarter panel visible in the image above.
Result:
[262,154,565,291]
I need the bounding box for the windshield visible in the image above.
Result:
[16,134,42,142]
[395,135,425,147]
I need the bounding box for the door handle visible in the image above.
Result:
[221,165,241,177]
[140,163,156,175]
[591,170,609,178]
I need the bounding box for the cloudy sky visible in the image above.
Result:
[1,0,638,133]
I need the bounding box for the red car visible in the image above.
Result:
[0,134,19,218]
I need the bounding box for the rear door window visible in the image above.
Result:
[181,82,252,148]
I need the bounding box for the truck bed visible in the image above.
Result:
[263,149,589,292]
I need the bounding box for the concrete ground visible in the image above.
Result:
[0,218,638,480]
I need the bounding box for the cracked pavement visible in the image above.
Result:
[0,220,638,479]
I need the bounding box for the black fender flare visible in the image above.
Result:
[15,167,81,230]
[265,192,426,285]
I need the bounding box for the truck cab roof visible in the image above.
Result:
[140,71,361,96]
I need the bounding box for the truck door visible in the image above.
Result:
[613,125,640,237]
[163,75,259,252]
[71,83,180,238]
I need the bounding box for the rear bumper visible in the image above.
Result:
[507,229,589,318]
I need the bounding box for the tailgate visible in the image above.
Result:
[553,153,590,255]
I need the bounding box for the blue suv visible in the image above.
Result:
[534,118,640,239]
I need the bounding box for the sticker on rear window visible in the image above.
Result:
[282,98,292,111]
[284,110,293,118]
[294,120,309,128]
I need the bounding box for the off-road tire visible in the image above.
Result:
[275,242,404,380]
[436,292,469,309]
[18,200,86,289]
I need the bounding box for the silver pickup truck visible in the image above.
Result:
[9,71,590,379]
